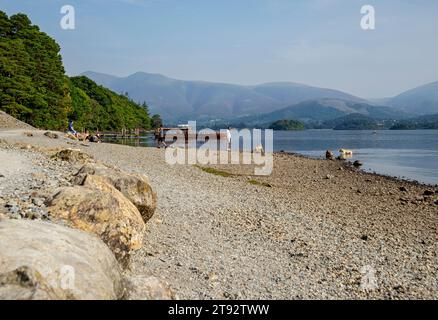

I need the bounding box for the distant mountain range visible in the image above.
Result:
[82,71,365,121]
[388,81,438,114]
[83,71,438,124]
[235,99,410,126]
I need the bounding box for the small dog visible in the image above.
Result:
[339,148,353,156]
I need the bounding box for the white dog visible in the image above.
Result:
[339,148,353,156]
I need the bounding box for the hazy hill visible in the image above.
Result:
[232,99,410,127]
[389,81,438,114]
[83,71,366,121]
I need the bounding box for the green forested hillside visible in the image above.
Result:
[0,11,152,131]
[268,119,304,131]
[390,114,438,130]
[69,76,151,131]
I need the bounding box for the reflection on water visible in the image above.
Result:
[102,134,155,147]
[103,130,438,185]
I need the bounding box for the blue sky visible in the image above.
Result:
[1,0,438,98]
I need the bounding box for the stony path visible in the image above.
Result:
[0,142,75,220]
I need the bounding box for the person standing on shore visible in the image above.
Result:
[154,127,160,148]
[226,127,232,151]
[158,126,168,149]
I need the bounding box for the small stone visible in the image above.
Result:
[28,210,42,220]
[9,213,22,220]
[353,160,363,168]
[5,201,18,208]
[399,186,408,192]
[206,272,218,282]
[325,150,334,160]
[44,131,59,139]
[31,198,45,207]
[423,190,434,196]
[8,206,20,214]
[325,174,335,180]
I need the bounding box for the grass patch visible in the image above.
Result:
[248,179,272,188]
[195,165,233,177]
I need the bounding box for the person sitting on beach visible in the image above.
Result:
[68,120,78,138]
[78,130,90,142]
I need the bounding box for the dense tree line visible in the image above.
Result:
[68,76,151,131]
[268,119,304,131]
[0,11,153,131]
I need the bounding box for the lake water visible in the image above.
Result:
[103,130,438,185]
[274,130,438,185]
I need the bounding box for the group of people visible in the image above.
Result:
[67,121,233,148]
[67,120,102,143]
[154,126,168,148]
[154,126,232,150]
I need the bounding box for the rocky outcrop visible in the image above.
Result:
[45,175,146,267]
[0,219,124,300]
[53,148,93,164]
[72,163,157,223]
[44,131,59,139]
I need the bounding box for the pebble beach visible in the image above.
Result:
[0,116,437,299]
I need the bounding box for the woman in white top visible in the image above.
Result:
[226,127,231,151]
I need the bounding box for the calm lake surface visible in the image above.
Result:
[103,130,438,185]
[274,130,438,185]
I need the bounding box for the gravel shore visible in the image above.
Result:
[0,128,437,299]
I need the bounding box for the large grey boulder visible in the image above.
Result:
[72,163,157,223]
[0,219,124,300]
[46,175,146,268]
